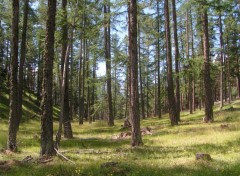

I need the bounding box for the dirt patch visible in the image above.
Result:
[112,127,152,140]
[0,160,21,171]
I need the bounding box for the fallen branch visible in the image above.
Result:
[38,158,53,164]
[54,148,75,164]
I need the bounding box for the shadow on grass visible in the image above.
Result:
[1,158,240,176]
[60,137,130,149]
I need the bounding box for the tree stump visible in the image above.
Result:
[196,153,212,161]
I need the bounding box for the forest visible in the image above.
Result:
[0,0,240,175]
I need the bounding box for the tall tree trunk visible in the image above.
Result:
[104,1,114,126]
[92,56,96,122]
[0,20,3,71]
[8,0,19,152]
[202,4,213,122]
[40,0,57,155]
[146,58,149,117]
[55,45,70,149]
[171,0,180,121]
[82,39,86,121]
[186,8,193,114]
[219,13,224,109]
[138,23,145,119]
[190,7,195,112]
[60,0,72,138]
[37,46,42,105]
[69,28,74,120]
[156,0,162,119]
[165,0,178,125]
[86,41,91,123]
[78,38,83,124]
[129,0,143,147]
[18,0,29,128]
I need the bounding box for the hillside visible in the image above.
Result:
[1,90,240,176]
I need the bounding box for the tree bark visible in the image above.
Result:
[8,0,19,152]
[78,38,83,124]
[186,8,193,114]
[202,4,213,122]
[190,7,195,112]
[219,13,224,108]
[104,1,114,126]
[40,0,57,155]
[138,22,145,119]
[128,0,143,147]
[157,0,162,119]
[165,0,178,125]
[18,0,29,129]
[171,0,180,121]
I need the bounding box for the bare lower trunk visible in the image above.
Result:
[165,0,177,125]
[172,0,180,121]
[8,0,19,152]
[18,0,29,128]
[202,5,213,122]
[40,0,57,156]
[129,0,143,146]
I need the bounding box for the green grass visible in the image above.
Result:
[1,90,240,175]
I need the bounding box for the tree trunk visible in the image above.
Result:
[104,1,114,126]
[219,13,224,109]
[138,22,145,119]
[0,20,4,71]
[78,38,83,124]
[171,0,180,121]
[40,0,57,155]
[60,0,72,138]
[165,0,178,125]
[157,0,162,119]
[128,0,143,147]
[8,0,19,152]
[92,56,96,122]
[69,28,74,120]
[190,7,195,112]
[202,4,213,122]
[18,0,29,129]
[55,45,70,149]
[186,8,193,114]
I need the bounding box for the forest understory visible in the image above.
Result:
[1,89,240,176]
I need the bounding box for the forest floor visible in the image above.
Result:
[1,90,240,175]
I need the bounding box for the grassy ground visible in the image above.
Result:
[1,90,240,175]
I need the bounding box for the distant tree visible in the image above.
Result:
[128,0,143,147]
[8,0,19,152]
[40,0,57,155]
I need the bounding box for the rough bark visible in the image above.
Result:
[40,0,57,155]
[171,0,180,121]
[186,9,193,114]
[104,1,114,126]
[61,0,73,138]
[165,0,178,125]
[128,0,143,147]
[138,22,145,119]
[8,0,19,152]
[18,0,29,128]
[190,7,195,112]
[78,39,83,125]
[219,13,224,108]
[202,5,213,122]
